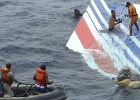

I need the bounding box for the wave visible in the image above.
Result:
[0,1,18,7]
[0,45,53,54]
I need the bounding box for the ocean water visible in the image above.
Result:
[0,0,140,100]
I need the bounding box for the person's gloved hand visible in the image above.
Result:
[48,80,54,85]
[117,18,122,23]
[119,18,122,23]
[125,14,128,17]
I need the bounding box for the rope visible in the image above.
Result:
[119,5,130,23]
[119,6,126,21]
[14,82,35,97]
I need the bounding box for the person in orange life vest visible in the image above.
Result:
[33,64,53,93]
[125,2,139,36]
[0,63,20,97]
[108,10,122,32]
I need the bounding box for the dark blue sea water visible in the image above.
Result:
[0,0,140,100]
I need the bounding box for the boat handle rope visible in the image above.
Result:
[15,82,35,97]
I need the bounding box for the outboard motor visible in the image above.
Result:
[0,78,4,97]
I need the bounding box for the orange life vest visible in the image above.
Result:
[128,4,138,17]
[1,67,13,86]
[34,68,48,86]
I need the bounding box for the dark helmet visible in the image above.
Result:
[6,63,11,69]
[126,2,131,7]
[74,8,79,13]
[111,10,115,14]
[40,64,46,70]
[74,8,80,15]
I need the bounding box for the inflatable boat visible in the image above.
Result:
[0,82,67,100]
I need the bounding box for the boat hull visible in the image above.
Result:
[0,83,67,100]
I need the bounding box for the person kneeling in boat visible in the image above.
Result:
[108,10,122,32]
[0,63,20,97]
[33,64,53,93]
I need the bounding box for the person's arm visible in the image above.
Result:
[33,74,36,80]
[116,18,122,23]
[125,6,133,17]
[7,72,20,83]
[128,6,133,17]
[45,71,53,85]
[48,80,53,85]
[114,22,121,25]
[109,16,115,28]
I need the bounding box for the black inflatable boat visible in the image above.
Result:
[0,82,67,100]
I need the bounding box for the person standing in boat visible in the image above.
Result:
[108,10,122,32]
[0,63,20,97]
[33,64,53,93]
[125,2,139,36]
